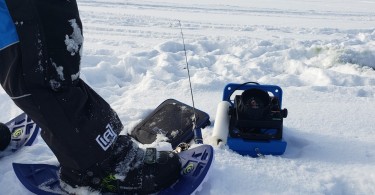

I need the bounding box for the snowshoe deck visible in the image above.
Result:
[13,144,214,195]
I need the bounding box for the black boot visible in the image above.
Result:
[0,123,11,151]
[60,135,181,194]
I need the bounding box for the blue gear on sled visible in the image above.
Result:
[212,82,288,157]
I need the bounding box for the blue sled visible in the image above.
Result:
[227,137,287,157]
[222,82,287,157]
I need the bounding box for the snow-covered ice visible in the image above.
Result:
[1,0,374,194]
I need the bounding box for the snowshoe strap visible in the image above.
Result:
[144,148,157,164]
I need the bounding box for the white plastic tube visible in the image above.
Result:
[211,101,231,146]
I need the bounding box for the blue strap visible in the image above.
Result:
[0,0,19,50]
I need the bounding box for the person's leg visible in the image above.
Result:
[2,0,181,193]
[3,0,123,171]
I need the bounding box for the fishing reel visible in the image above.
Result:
[229,86,288,140]
[235,88,287,120]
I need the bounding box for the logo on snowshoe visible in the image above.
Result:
[96,124,117,151]
[182,162,195,175]
[12,128,23,138]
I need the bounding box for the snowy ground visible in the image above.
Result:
[1,0,375,194]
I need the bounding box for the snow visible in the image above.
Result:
[1,0,375,194]
[65,19,84,57]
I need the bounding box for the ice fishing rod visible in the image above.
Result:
[178,21,203,144]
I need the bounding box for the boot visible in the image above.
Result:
[0,123,11,151]
[60,135,181,194]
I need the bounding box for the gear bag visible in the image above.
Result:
[131,99,210,148]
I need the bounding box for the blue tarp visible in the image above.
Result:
[0,0,19,50]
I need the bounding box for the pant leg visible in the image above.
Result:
[2,0,123,171]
